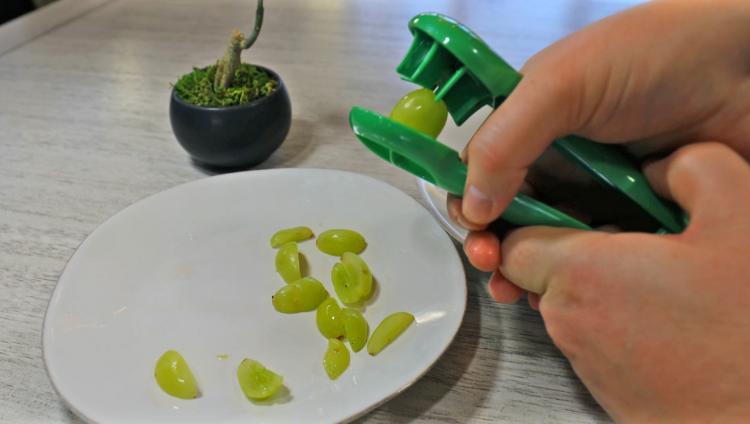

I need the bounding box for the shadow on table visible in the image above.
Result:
[189,118,316,175]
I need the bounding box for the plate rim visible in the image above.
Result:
[42,168,467,424]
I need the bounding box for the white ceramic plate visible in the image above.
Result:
[43,169,466,424]
[417,180,467,244]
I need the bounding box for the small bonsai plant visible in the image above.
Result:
[170,0,292,169]
[174,0,276,107]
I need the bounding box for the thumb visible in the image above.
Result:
[462,70,576,225]
[499,226,602,295]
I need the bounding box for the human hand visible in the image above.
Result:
[496,142,750,422]
[448,0,750,280]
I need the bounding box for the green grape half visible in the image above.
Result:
[342,252,372,300]
[154,350,199,399]
[272,277,329,313]
[316,297,345,339]
[389,88,448,138]
[367,312,415,356]
[270,226,314,248]
[331,253,372,304]
[323,338,350,380]
[342,308,369,352]
[237,358,284,400]
[331,263,357,304]
[275,241,301,283]
[316,229,367,256]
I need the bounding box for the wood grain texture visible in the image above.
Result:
[0,0,641,422]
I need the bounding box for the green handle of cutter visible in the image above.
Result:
[400,13,686,233]
[349,107,591,230]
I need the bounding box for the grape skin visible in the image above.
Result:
[154,350,199,399]
[272,277,329,313]
[270,226,314,248]
[316,297,345,339]
[367,312,415,356]
[275,241,302,283]
[323,338,350,380]
[389,88,448,138]
[316,229,367,256]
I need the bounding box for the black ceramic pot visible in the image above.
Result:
[170,66,292,169]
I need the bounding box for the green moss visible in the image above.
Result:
[173,63,278,107]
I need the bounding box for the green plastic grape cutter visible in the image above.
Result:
[349,13,686,233]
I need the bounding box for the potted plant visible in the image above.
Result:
[170,0,291,170]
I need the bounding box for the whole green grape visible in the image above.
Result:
[154,350,199,399]
[270,226,314,248]
[236,358,283,400]
[323,338,350,380]
[272,277,329,313]
[331,253,372,304]
[342,308,369,352]
[389,88,448,138]
[367,312,415,356]
[275,242,301,283]
[316,229,367,256]
[316,297,345,339]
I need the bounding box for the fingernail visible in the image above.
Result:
[464,185,495,223]
[455,214,484,231]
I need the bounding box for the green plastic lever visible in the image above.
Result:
[350,107,590,230]
[392,12,685,233]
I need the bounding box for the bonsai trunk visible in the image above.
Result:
[213,0,265,91]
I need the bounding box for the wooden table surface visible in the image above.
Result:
[0,0,641,422]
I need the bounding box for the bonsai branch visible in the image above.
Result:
[213,0,265,91]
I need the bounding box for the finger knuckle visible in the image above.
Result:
[671,142,736,174]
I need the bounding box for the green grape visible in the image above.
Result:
[331,253,372,304]
[272,277,329,313]
[331,263,358,304]
[275,242,301,283]
[342,252,373,300]
[154,350,199,399]
[316,229,367,256]
[323,338,350,380]
[389,88,448,138]
[236,358,283,400]
[342,308,369,352]
[316,297,345,339]
[270,226,314,248]
[367,312,415,356]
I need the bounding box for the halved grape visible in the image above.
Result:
[323,338,350,380]
[342,308,369,352]
[331,263,358,304]
[275,242,301,283]
[367,312,415,356]
[316,229,366,256]
[272,277,329,313]
[331,253,372,304]
[270,226,314,248]
[342,252,372,300]
[316,297,345,339]
[154,350,199,399]
[389,88,448,138]
[237,358,283,400]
